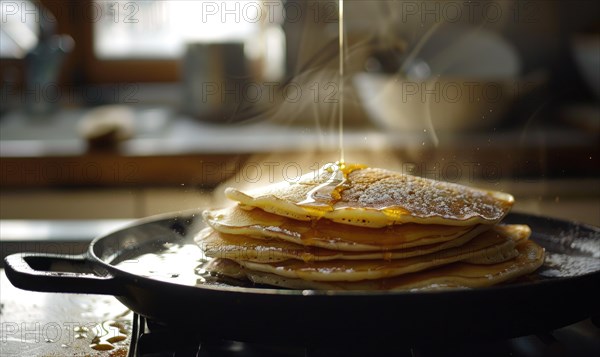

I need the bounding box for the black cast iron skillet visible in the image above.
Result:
[5,212,600,345]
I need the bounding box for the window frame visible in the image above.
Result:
[44,0,180,84]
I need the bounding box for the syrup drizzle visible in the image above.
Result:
[302,0,345,201]
[338,0,345,163]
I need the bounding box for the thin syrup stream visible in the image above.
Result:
[338,0,345,163]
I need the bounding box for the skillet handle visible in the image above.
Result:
[4,253,125,296]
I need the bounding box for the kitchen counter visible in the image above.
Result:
[1,107,598,187]
[0,269,132,356]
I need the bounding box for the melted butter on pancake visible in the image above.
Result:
[225,163,513,227]
[297,162,365,207]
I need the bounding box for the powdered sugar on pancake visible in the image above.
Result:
[342,168,510,221]
[226,164,514,227]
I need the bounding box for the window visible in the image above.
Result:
[93,1,264,59]
[0,0,284,84]
[0,0,40,59]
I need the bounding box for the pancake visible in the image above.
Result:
[204,206,481,252]
[232,225,525,282]
[197,224,488,263]
[203,163,542,291]
[208,240,544,291]
[464,224,531,264]
[225,163,514,227]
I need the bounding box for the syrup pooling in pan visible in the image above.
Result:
[113,242,258,288]
[115,243,212,287]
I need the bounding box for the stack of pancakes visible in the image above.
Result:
[196,163,544,291]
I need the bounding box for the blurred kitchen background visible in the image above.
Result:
[0,0,598,235]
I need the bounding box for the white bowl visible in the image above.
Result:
[354,73,525,131]
[353,24,527,131]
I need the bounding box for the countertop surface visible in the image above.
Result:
[1,107,597,157]
[0,269,132,356]
[1,106,598,188]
